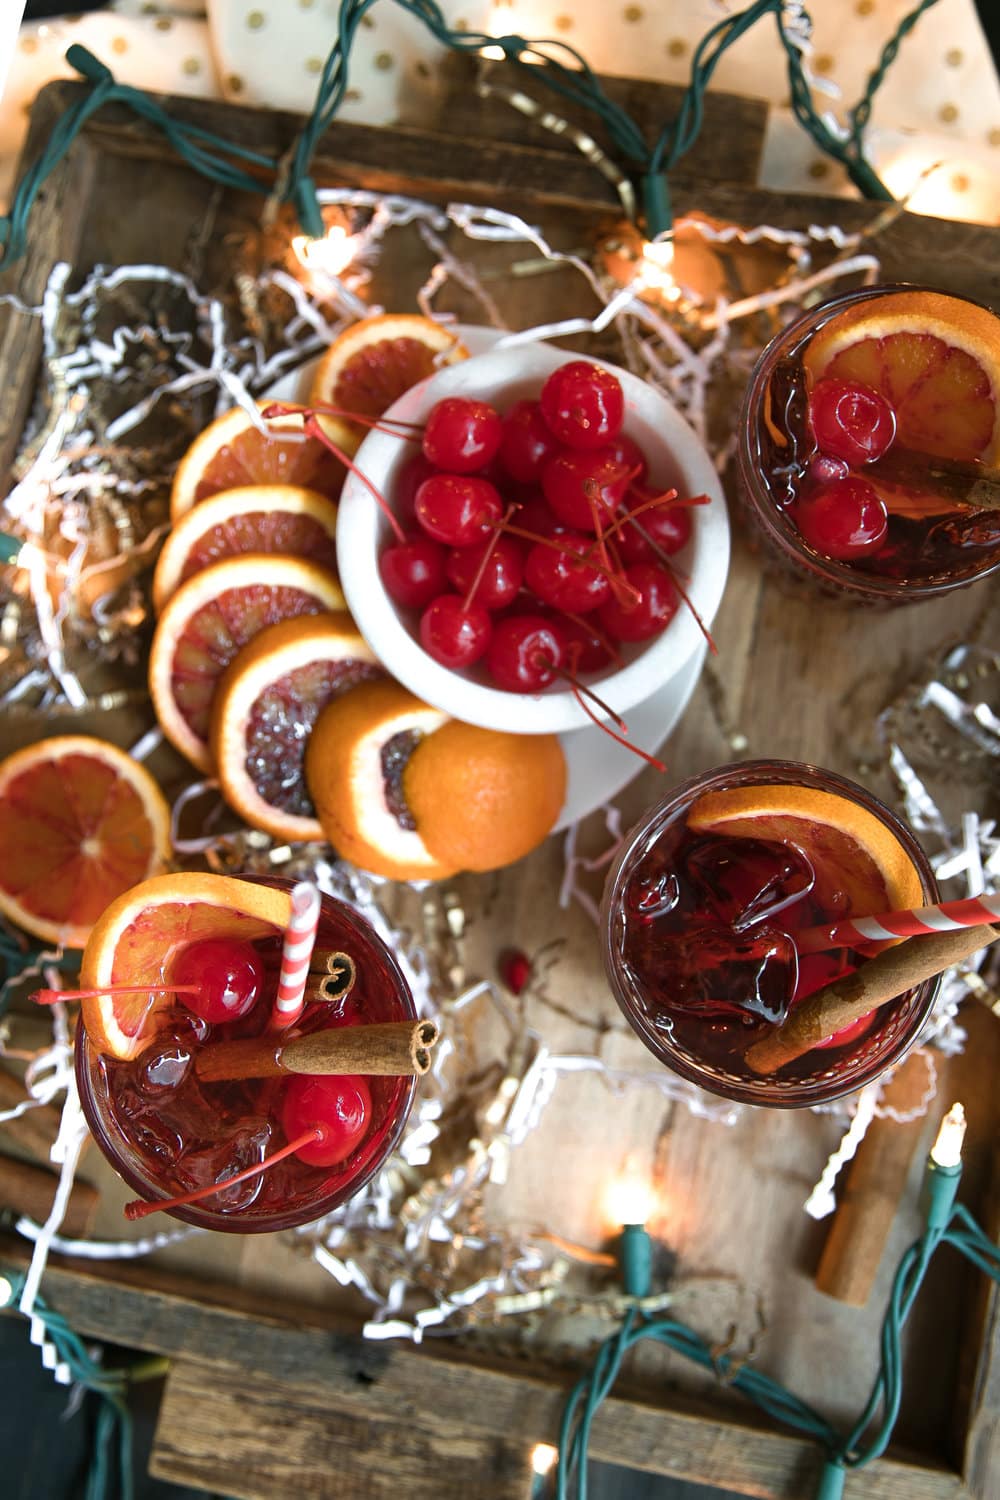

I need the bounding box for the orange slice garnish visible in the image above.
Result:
[0,736,171,950]
[210,614,383,843]
[309,313,469,438]
[171,403,357,521]
[153,483,339,610]
[148,554,345,772]
[687,783,925,918]
[304,679,457,882]
[80,872,290,1059]
[802,289,1000,464]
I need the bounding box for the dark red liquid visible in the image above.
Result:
[756,350,1000,582]
[618,817,880,1082]
[78,897,414,1231]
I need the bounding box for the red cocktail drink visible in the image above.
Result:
[601,762,938,1106]
[738,285,1000,602]
[76,879,416,1231]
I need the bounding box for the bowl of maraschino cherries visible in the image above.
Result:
[335,342,730,735]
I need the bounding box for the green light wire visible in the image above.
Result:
[0,0,943,264]
[1,1271,135,1500]
[555,1160,1000,1500]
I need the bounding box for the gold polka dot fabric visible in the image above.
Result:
[211,0,1000,220]
[0,10,220,207]
[1,0,998,224]
[209,0,485,122]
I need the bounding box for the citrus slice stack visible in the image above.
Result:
[149,554,345,771]
[0,736,172,950]
[687,783,924,918]
[211,614,384,842]
[152,484,339,610]
[171,403,356,520]
[309,313,469,439]
[803,290,1000,464]
[305,680,458,882]
[80,872,290,1059]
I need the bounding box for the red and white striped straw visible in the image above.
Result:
[271,881,322,1030]
[795,890,1000,956]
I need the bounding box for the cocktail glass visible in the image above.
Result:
[737,283,1000,603]
[76,884,417,1231]
[600,760,939,1107]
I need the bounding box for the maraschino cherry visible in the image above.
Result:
[808,379,896,466]
[422,397,502,473]
[123,1074,373,1219]
[794,478,888,560]
[172,938,264,1024]
[32,935,264,1024]
[380,534,448,609]
[539,361,625,449]
[280,1074,372,1166]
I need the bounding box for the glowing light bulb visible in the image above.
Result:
[603,1161,655,1228]
[292,224,357,280]
[531,1443,558,1476]
[930,1102,966,1169]
[482,0,514,60]
[876,151,995,224]
[636,237,680,303]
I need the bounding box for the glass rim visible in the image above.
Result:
[75,892,419,1233]
[600,758,940,1109]
[736,282,1000,602]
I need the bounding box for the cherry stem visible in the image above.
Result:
[123,1126,324,1221]
[535,649,629,734]
[260,400,423,438]
[640,526,718,656]
[540,646,667,772]
[462,503,516,613]
[554,605,623,668]
[498,520,641,608]
[584,479,615,579]
[603,487,680,544]
[32,985,203,1005]
[298,413,406,542]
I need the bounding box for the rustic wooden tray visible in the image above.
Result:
[1,62,999,1500]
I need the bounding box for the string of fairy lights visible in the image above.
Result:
[0,0,943,267]
[2,3,998,1499]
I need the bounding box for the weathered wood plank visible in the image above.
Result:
[0,123,96,484]
[152,1356,533,1500]
[955,1154,1000,1500]
[0,1247,968,1500]
[428,54,770,187]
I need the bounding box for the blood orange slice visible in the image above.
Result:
[309,314,469,437]
[686,783,924,917]
[802,290,1000,464]
[304,680,458,882]
[149,554,345,772]
[153,484,339,610]
[171,403,356,520]
[0,736,171,950]
[80,872,290,1059]
[211,614,384,842]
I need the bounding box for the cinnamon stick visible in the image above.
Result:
[745,924,999,1076]
[195,1019,440,1083]
[0,1153,98,1238]
[814,1050,933,1306]
[0,1069,65,1164]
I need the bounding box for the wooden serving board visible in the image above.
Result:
[1,65,999,1500]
